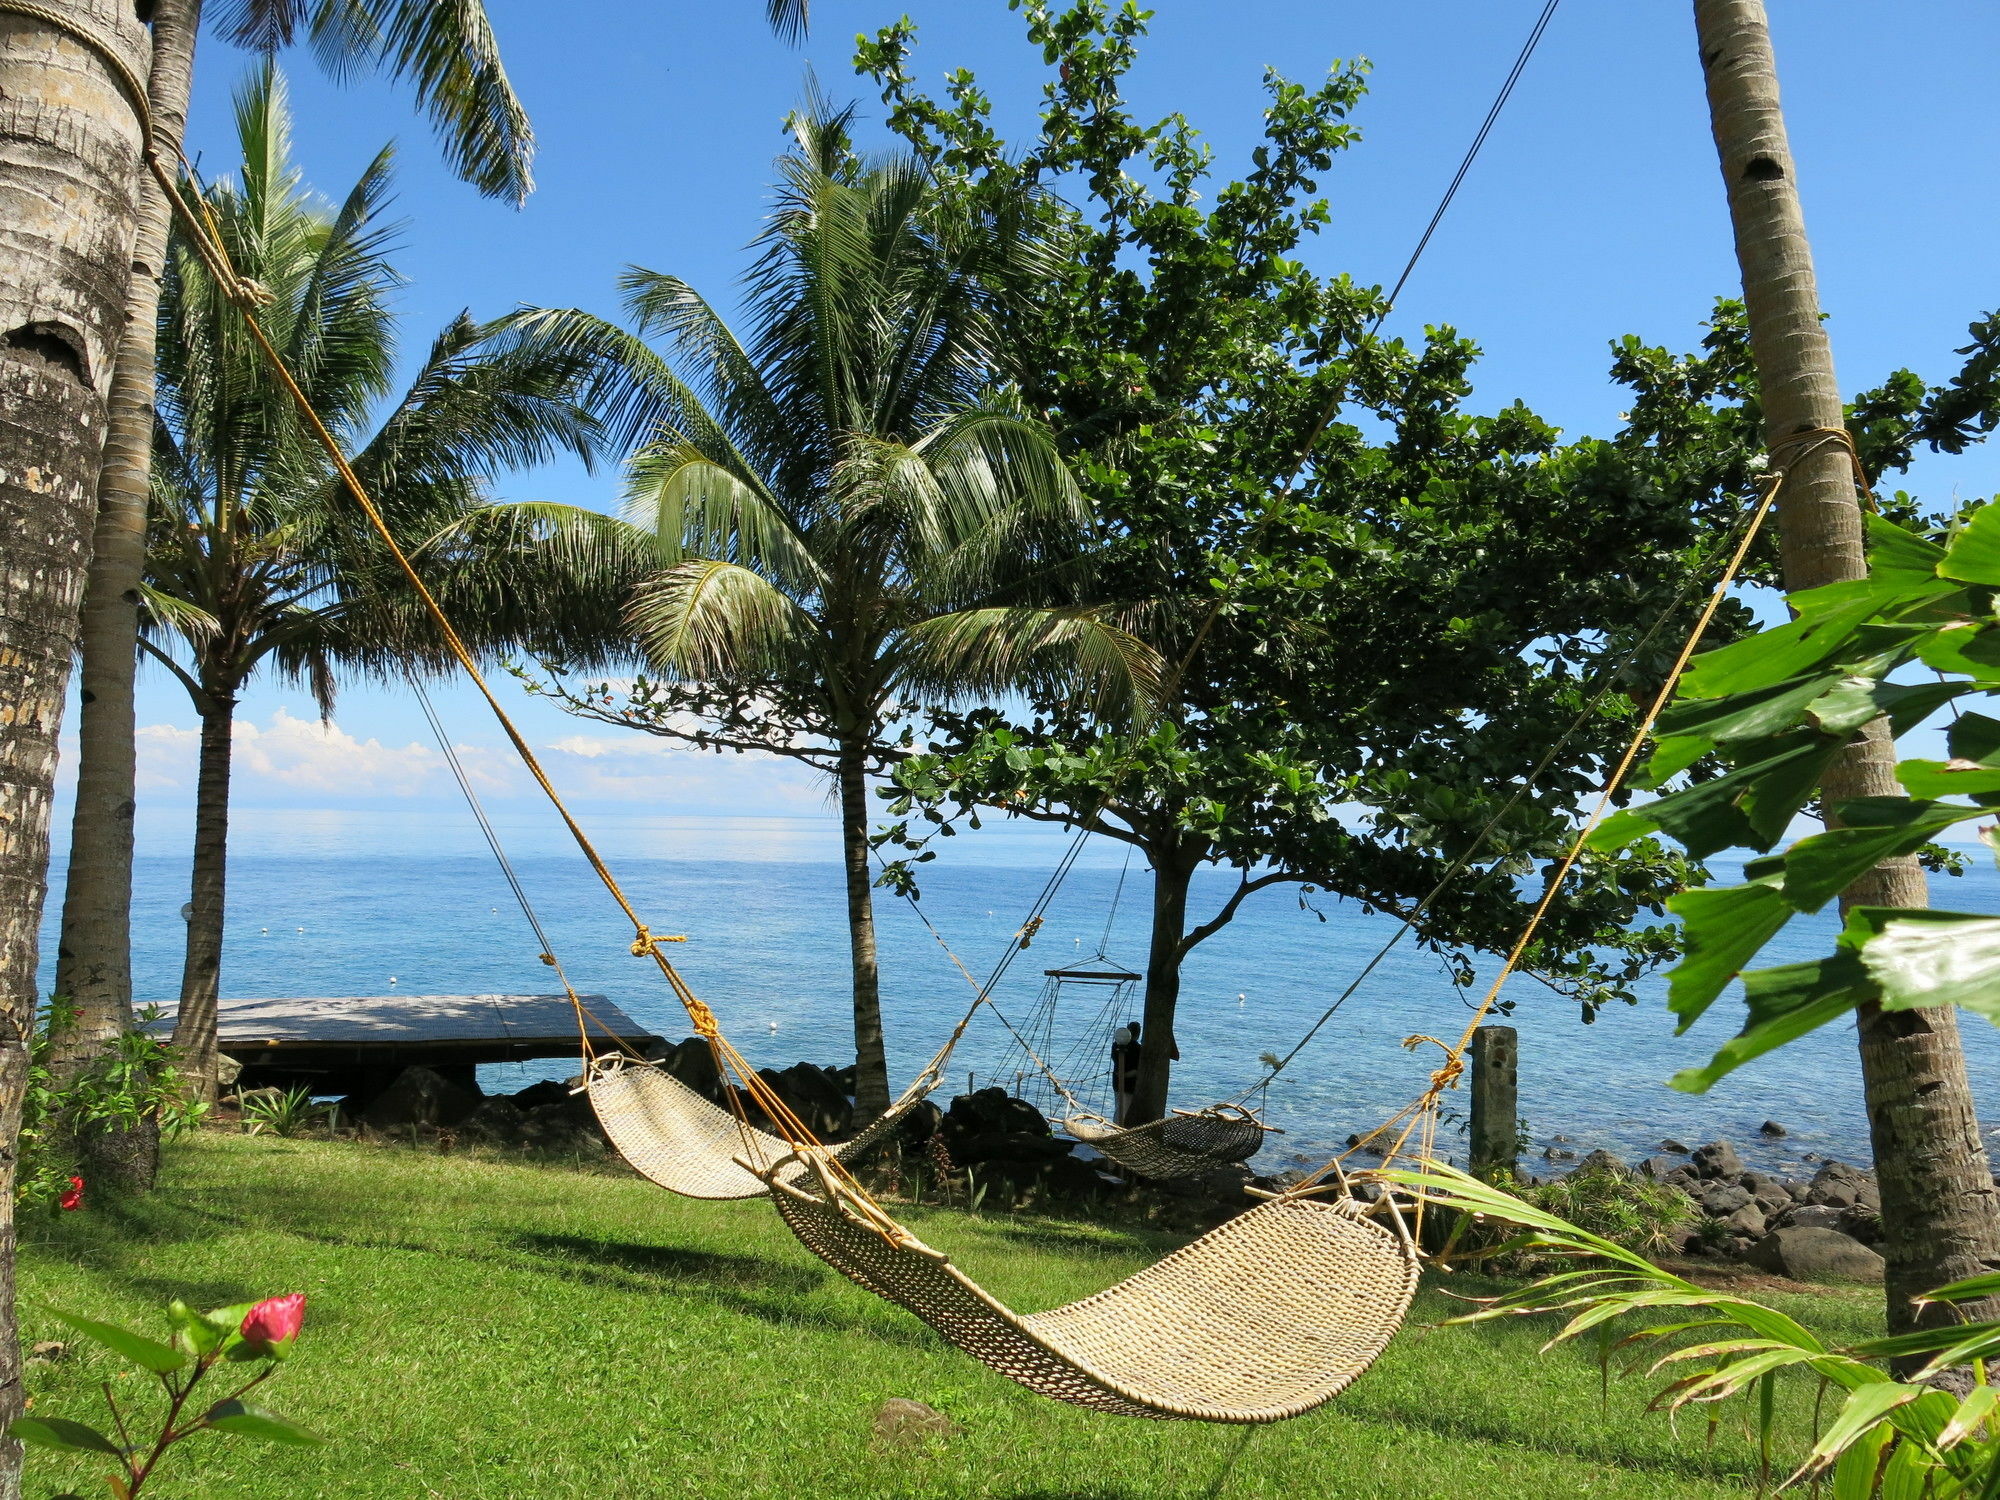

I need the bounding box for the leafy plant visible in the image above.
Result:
[1520,1166,1697,1260]
[1587,506,2000,1091]
[1397,1161,2000,1496]
[21,1004,203,1210]
[236,1086,330,1139]
[12,1294,322,1497]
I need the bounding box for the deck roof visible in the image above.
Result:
[143,994,658,1051]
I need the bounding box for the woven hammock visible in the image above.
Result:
[767,1164,1418,1423]
[1064,1106,1271,1180]
[586,1059,915,1201]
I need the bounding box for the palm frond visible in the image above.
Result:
[766,0,808,44]
[894,606,1161,726]
[626,560,817,682]
[625,444,821,589]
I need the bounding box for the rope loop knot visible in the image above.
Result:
[629,926,687,958]
[1018,914,1045,950]
[1400,1034,1464,1102]
[682,996,721,1039]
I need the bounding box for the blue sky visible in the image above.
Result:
[80,0,2000,835]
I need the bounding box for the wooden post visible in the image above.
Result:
[1468,1025,1518,1179]
[1692,0,2000,1345]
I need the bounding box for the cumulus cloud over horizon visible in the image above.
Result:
[125,708,826,813]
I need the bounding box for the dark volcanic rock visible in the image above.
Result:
[1691,1140,1744,1180]
[1747,1227,1885,1283]
[361,1067,479,1130]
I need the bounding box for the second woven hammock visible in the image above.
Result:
[766,1162,1418,1423]
[1063,1106,1272,1180]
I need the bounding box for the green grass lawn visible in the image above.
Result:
[14,1133,1881,1499]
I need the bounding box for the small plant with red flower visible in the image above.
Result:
[10,1294,322,1497]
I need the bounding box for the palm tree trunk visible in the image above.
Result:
[51,0,200,1193]
[0,5,151,1495]
[1695,0,2000,1346]
[1131,844,1193,1124]
[837,740,891,1115]
[171,688,234,1104]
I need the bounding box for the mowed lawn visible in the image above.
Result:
[15,1134,1881,1499]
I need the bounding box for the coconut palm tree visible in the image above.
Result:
[54,0,809,1152]
[146,65,634,1100]
[584,107,1158,1114]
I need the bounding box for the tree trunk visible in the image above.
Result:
[52,0,200,1193]
[0,2,151,1492]
[171,689,234,1104]
[837,740,890,1115]
[1694,0,2000,1344]
[54,0,200,1049]
[1130,843,1193,1124]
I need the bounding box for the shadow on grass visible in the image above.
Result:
[512,1232,825,1294]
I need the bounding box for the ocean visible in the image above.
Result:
[40,805,2000,1179]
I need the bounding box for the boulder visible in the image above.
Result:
[360,1066,480,1130]
[872,1399,959,1447]
[1638,1155,1688,1181]
[755,1063,853,1139]
[1660,1139,1691,1155]
[517,1102,606,1157]
[944,1088,1053,1141]
[1774,1204,1845,1233]
[893,1099,943,1146]
[1742,1172,1793,1214]
[1838,1205,1885,1247]
[1691,1140,1744,1180]
[1154,1164,1255,1204]
[510,1079,571,1112]
[1806,1161,1880,1211]
[1760,1120,1788,1137]
[1747,1227,1885,1284]
[1574,1149,1628,1177]
[947,1130,1073,1167]
[460,1097,527,1146]
[1701,1183,1753,1217]
[1723,1204,1767,1238]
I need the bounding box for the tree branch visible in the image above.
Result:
[1177,869,1300,958]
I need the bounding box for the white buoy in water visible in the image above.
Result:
[389,977,398,985]
[260,927,269,935]
[1238,992,1246,1006]
[768,1020,778,1031]
[296,927,305,933]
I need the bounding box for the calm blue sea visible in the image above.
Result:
[39,806,2000,1177]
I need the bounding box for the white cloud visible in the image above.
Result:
[128,710,826,812]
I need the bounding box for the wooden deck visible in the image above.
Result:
[144,994,662,1095]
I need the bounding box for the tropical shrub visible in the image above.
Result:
[1404,1161,2000,1496]
[21,1005,202,1209]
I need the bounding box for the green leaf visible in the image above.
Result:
[47,1308,187,1373]
[1916,622,2000,681]
[1917,1272,2000,1305]
[1867,513,1949,587]
[1877,1435,1936,1500]
[1589,735,1840,858]
[1671,950,1873,1094]
[1850,909,2000,1017]
[1631,733,1712,790]
[1829,1423,1890,1500]
[7,1417,121,1455]
[1896,759,2000,800]
[1679,591,1884,699]
[1950,711,2000,763]
[1654,672,1845,746]
[1809,677,1970,738]
[1809,1383,1927,1468]
[201,1401,324,1446]
[1781,801,1986,912]
[168,1299,225,1358]
[1938,498,2000,585]
[1664,881,1793,1029]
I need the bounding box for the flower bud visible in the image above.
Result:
[238,1293,306,1355]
